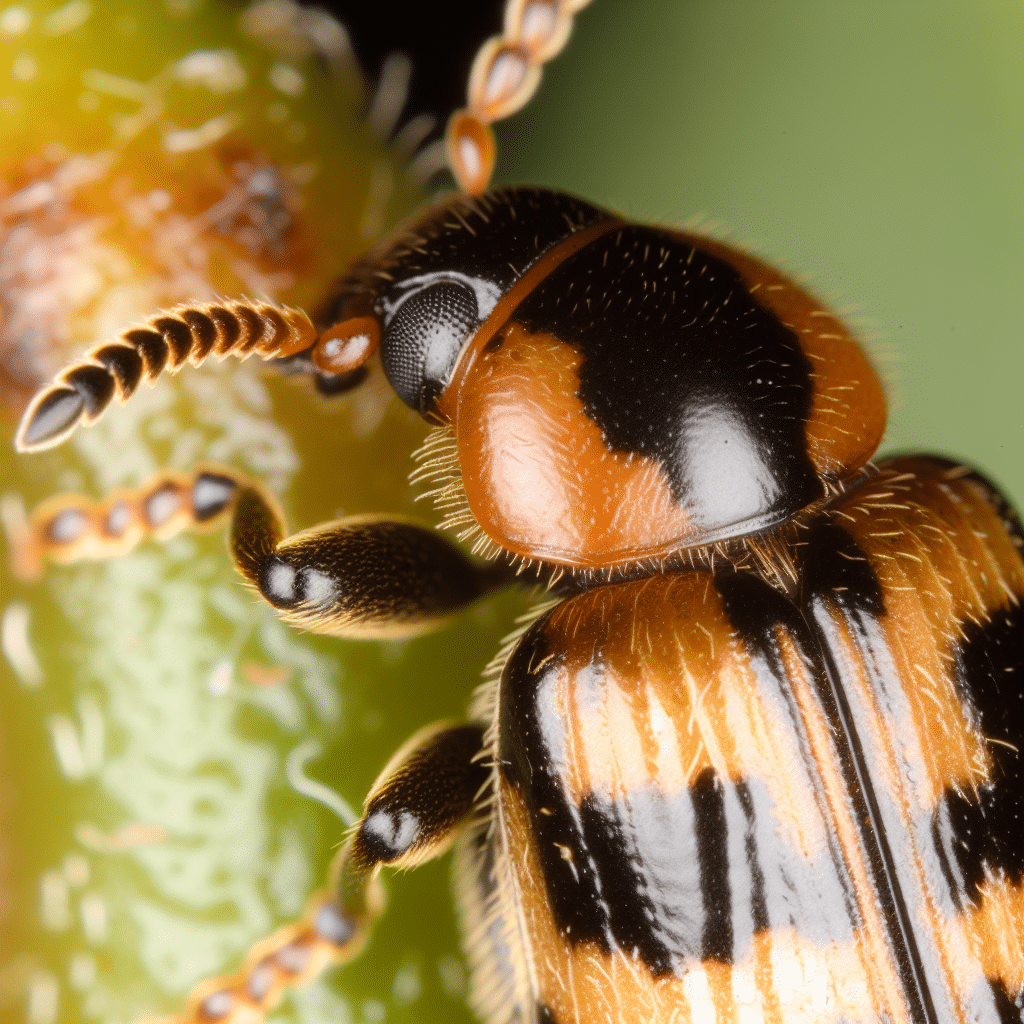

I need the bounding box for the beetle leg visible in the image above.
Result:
[8,466,509,637]
[226,483,509,639]
[180,883,379,1024]
[353,720,491,869]
[181,720,489,1024]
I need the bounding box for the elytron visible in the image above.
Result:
[8,4,1023,1024]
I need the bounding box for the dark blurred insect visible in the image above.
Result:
[9,2,1023,1023]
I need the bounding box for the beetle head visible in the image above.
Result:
[320,187,886,573]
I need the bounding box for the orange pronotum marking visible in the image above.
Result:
[453,328,695,565]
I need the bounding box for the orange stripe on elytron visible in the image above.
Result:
[528,575,839,859]
[815,608,976,1024]
[962,878,1024,993]
[835,458,1023,807]
[499,779,918,1023]
[810,508,1019,1024]
[435,215,626,424]
[777,628,912,1023]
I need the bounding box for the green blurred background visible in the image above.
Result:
[1,3,1021,1024]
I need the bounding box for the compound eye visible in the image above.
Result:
[381,281,479,412]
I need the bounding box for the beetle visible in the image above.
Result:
[14,175,1024,1021]
[4,2,1019,1024]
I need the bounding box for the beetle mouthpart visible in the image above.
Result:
[312,316,381,374]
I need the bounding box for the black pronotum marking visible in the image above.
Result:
[510,226,822,533]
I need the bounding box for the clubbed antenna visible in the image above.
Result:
[15,300,318,452]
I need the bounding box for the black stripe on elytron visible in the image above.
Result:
[498,619,718,974]
[536,1004,559,1024]
[575,784,708,974]
[508,226,823,523]
[938,598,1024,903]
[498,596,864,975]
[987,980,1024,1024]
[799,521,940,1024]
[799,520,886,618]
[497,624,609,950]
[735,779,770,934]
[956,976,1024,1024]
[714,569,864,934]
[691,769,734,961]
